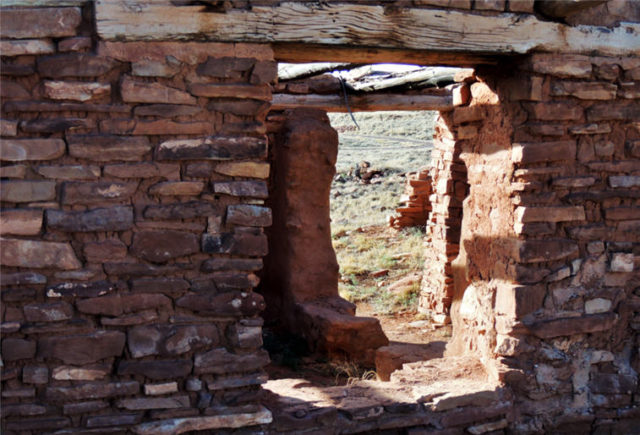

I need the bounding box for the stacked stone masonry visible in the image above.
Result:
[1,5,276,434]
[1,0,640,434]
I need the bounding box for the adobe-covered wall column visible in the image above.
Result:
[262,108,388,364]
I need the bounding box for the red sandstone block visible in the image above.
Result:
[134,104,203,118]
[68,133,152,162]
[512,141,576,164]
[38,331,126,365]
[525,102,583,121]
[121,77,196,105]
[551,81,617,100]
[43,81,110,102]
[189,83,271,100]
[58,36,92,52]
[37,54,119,78]
[20,118,96,133]
[514,239,579,263]
[524,312,617,338]
[587,101,640,121]
[526,54,592,78]
[0,209,43,236]
[61,181,138,205]
[0,119,18,136]
[0,81,30,99]
[46,381,139,401]
[148,181,205,196]
[99,119,214,135]
[515,206,585,223]
[0,7,81,39]
[0,39,55,56]
[131,230,199,263]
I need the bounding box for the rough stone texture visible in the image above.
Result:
[1,238,81,269]
[0,209,43,236]
[67,135,152,161]
[226,204,272,227]
[43,81,110,102]
[38,331,126,364]
[0,7,82,39]
[61,181,138,205]
[0,39,55,56]
[38,54,119,78]
[131,230,199,262]
[1,138,66,161]
[47,206,134,232]
[1,7,639,435]
[121,77,196,105]
[118,360,193,380]
[155,136,267,161]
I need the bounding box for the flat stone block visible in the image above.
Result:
[121,77,196,105]
[132,405,272,435]
[131,230,199,263]
[155,136,267,161]
[1,138,66,161]
[215,161,270,179]
[67,134,151,161]
[0,208,43,236]
[61,181,138,205]
[1,180,57,202]
[0,8,81,39]
[36,165,101,180]
[43,81,111,102]
[47,206,134,232]
[226,204,272,227]
[38,331,126,365]
[0,237,81,269]
[148,181,204,196]
[0,39,55,56]
[38,54,119,78]
[213,181,268,198]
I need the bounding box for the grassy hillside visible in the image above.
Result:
[328,111,437,313]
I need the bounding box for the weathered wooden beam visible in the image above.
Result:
[273,44,495,67]
[271,87,465,113]
[95,1,640,57]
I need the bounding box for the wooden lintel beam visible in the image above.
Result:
[95,1,640,58]
[272,92,455,113]
[273,44,497,67]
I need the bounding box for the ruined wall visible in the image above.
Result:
[424,57,640,432]
[1,0,639,433]
[1,6,276,433]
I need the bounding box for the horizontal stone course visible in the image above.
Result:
[61,181,138,205]
[1,237,81,269]
[1,138,66,161]
[121,77,196,105]
[0,39,55,56]
[0,7,81,39]
[131,230,199,263]
[127,324,219,358]
[46,381,140,402]
[43,81,111,102]
[226,204,272,227]
[67,134,152,161]
[118,360,193,380]
[512,141,576,164]
[47,206,134,232]
[202,232,268,256]
[38,331,126,365]
[213,181,268,198]
[0,208,43,236]
[155,136,267,161]
[37,54,119,78]
[37,165,101,180]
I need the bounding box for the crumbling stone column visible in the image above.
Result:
[262,108,388,364]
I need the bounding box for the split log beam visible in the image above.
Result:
[271,86,467,113]
[95,1,640,57]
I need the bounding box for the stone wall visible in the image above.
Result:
[1,5,276,433]
[1,0,639,433]
[432,57,640,431]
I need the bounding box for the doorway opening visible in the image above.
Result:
[260,62,472,384]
